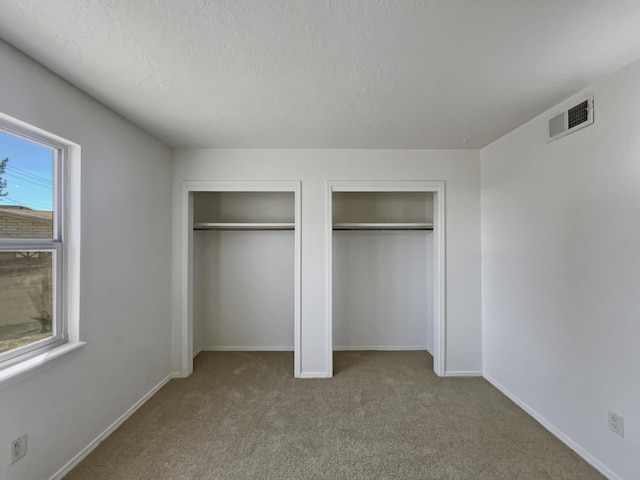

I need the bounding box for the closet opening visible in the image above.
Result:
[180,182,301,378]
[326,182,445,377]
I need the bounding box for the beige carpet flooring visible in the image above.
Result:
[64,351,603,479]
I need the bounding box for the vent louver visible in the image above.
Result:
[549,113,565,138]
[568,100,589,129]
[548,94,594,142]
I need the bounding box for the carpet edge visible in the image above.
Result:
[483,372,620,480]
[48,372,179,480]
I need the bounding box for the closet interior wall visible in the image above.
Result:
[192,191,295,354]
[332,192,435,353]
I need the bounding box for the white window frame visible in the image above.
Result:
[0,113,83,384]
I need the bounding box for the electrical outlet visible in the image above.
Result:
[608,411,624,437]
[11,434,28,464]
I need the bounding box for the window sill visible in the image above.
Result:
[0,341,86,391]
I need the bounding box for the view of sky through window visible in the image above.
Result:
[0,130,53,211]
[0,129,57,357]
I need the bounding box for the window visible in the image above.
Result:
[0,122,67,369]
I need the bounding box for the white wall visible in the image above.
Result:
[0,41,173,480]
[332,231,431,350]
[481,58,640,479]
[332,191,434,351]
[194,230,295,350]
[192,191,295,351]
[172,149,482,376]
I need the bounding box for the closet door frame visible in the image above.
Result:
[179,180,302,377]
[326,180,446,377]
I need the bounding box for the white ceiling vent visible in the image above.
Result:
[548,94,594,142]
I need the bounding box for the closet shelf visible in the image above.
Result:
[194,222,295,231]
[333,222,433,231]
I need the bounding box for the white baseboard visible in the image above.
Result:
[199,346,294,352]
[333,346,427,351]
[484,373,621,480]
[49,372,178,480]
[445,370,483,377]
[298,372,332,378]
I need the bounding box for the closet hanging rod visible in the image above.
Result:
[333,222,433,231]
[194,222,295,231]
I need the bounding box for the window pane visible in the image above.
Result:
[0,130,54,239]
[0,251,53,354]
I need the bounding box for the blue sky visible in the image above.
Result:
[0,130,53,211]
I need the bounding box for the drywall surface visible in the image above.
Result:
[193,191,295,223]
[333,231,431,350]
[192,233,205,355]
[0,40,172,480]
[172,149,482,376]
[194,231,295,350]
[481,58,640,479]
[191,191,296,351]
[5,2,640,150]
[332,192,434,351]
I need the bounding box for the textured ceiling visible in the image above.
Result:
[2,1,640,149]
